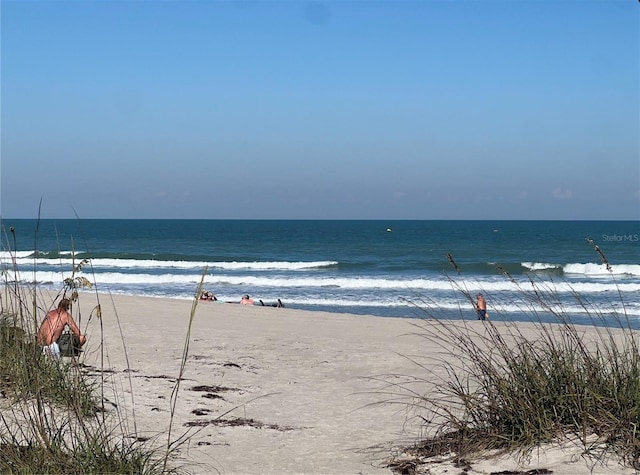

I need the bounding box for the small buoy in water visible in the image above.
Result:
[386,228,392,232]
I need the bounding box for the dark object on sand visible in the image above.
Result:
[259,299,285,308]
[58,332,82,357]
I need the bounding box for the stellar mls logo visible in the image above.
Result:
[602,233,639,242]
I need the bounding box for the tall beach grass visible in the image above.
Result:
[387,239,640,473]
[0,219,204,474]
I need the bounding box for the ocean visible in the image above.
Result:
[1,219,638,328]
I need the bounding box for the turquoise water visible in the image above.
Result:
[1,219,638,327]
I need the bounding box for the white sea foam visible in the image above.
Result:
[2,257,338,271]
[5,252,638,277]
[563,263,640,276]
[0,250,36,259]
[7,270,639,294]
[522,262,562,271]
[208,261,338,271]
[523,261,640,276]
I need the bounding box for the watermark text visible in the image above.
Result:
[602,233,639,242]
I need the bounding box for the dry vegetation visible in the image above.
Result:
[387,241,640,473]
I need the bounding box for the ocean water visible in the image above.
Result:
[1,219,638,328]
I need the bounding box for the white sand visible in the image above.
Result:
[66,292,635,475]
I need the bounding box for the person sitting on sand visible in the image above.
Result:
[474,293,488,320]
[37,298,87,358]
[240,294,254,305]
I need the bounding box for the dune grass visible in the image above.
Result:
[0,220,202,474]
[388,239,640,472]
[0,292,182,474]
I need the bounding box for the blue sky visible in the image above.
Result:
[1,0,638,220]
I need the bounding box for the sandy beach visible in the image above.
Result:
[68,292,635,475]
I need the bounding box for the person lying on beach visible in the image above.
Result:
[240,294,255,305]
[37,298,87,358]
[259,299,285,308]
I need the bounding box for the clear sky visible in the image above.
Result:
[1,0,638,220]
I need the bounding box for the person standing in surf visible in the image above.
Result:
[475,293,488,320]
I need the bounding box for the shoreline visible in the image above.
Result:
[36,292,639,474]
